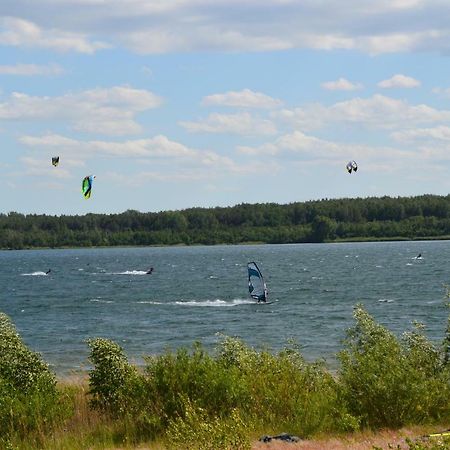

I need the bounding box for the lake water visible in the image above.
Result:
[1,241,449,376]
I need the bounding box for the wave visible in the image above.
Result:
[107,270,149,275]
[90,298,114,304]
[175,299,255,307]
[21,271,48,276]
[136,299,255,307]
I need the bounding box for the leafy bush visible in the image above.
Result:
[338,305,450,428]
[86,338,138,415]
[166,398,251,450]
[0,312,66,442]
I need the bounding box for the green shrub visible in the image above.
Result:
[338,305,450,428]
[144,342,249,424]
[0,312,56,393]
[86,338,138,416]
[0,312,66,442]
[216,336,354,436]
[166,398,251,450]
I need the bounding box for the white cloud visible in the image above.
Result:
[237,130,415,172]
[202,89,282,109]
[0,63,64,76]
[391,126,450,142]
[20,133,196,159]
[321,78,363,91]
[378,74,421,88]
[1,0,449,55]
[19,132,270,179]
[179,112,277,136]
[276,95,450,131]
[0,86,163,136]
[0,17,108,53]
[19,156,72,178]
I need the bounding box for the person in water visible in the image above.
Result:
[146,267,154,274]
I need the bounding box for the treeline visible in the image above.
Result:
[2,194,450,249]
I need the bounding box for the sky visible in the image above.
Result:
[2,0,450,215]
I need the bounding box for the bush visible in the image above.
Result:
[0,312,66,442]
[86,337,139,415]
[338,305,450,428]
[166,398,251,450]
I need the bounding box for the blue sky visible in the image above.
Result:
[2,0,450,215]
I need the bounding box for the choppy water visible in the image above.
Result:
[1,241,449,375]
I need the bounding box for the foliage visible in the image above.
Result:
[166,399,250,450]
[3,194,450,248]
[86,338,138,415]
[3,296,450,448]
[338,305,450,429]
[0,313,68,443]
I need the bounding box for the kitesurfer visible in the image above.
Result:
[45,269,51,274]
[146,267,154,275]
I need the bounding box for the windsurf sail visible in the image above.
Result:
[247,261,268,302]
[82,175,95,199]
[52,156,60,167]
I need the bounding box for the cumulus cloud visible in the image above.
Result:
[391,126,450,142]
[202,89,282,109]
[19,156,72,178]
[179,112,277,136]
[0,86,163,136]
[0,17,108,53]
[321,78,363,91]
[0,63,64,76]
[20,133,196,158]
[19,132,270,178]
[237,130,415,172]
[0,1,449,54]
[276,95,450,131]
[378,74,421,88]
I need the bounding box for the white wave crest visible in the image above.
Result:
[175,299,255,307]
[21,271,48,276]
[111,270,149,275]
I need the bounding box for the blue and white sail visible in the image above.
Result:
[247,261,268,302]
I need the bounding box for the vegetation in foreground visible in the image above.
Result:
[0,296,449,449]
[3,194,450,249]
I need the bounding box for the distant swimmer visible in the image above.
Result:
[45,269,51,274]
[146,267,154,275]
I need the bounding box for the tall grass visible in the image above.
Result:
[1,297,449,449]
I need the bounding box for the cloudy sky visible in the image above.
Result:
[2,0,450,215]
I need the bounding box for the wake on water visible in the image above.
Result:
[21,271,49,276]
[136,299,255,307]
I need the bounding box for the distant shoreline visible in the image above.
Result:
[2,234,450,251]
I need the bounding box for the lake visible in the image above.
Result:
[1,241,449,375]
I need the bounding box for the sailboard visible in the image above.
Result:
[247,261,270,303]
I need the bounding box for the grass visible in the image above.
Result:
[1,295,449,449]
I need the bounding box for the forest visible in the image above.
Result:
[2,194,450,249]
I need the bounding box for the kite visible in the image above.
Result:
[82,175,95,199]
[52,156,60,167]
[346,160,358,174]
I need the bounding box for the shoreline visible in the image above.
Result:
[2,235,450,251]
